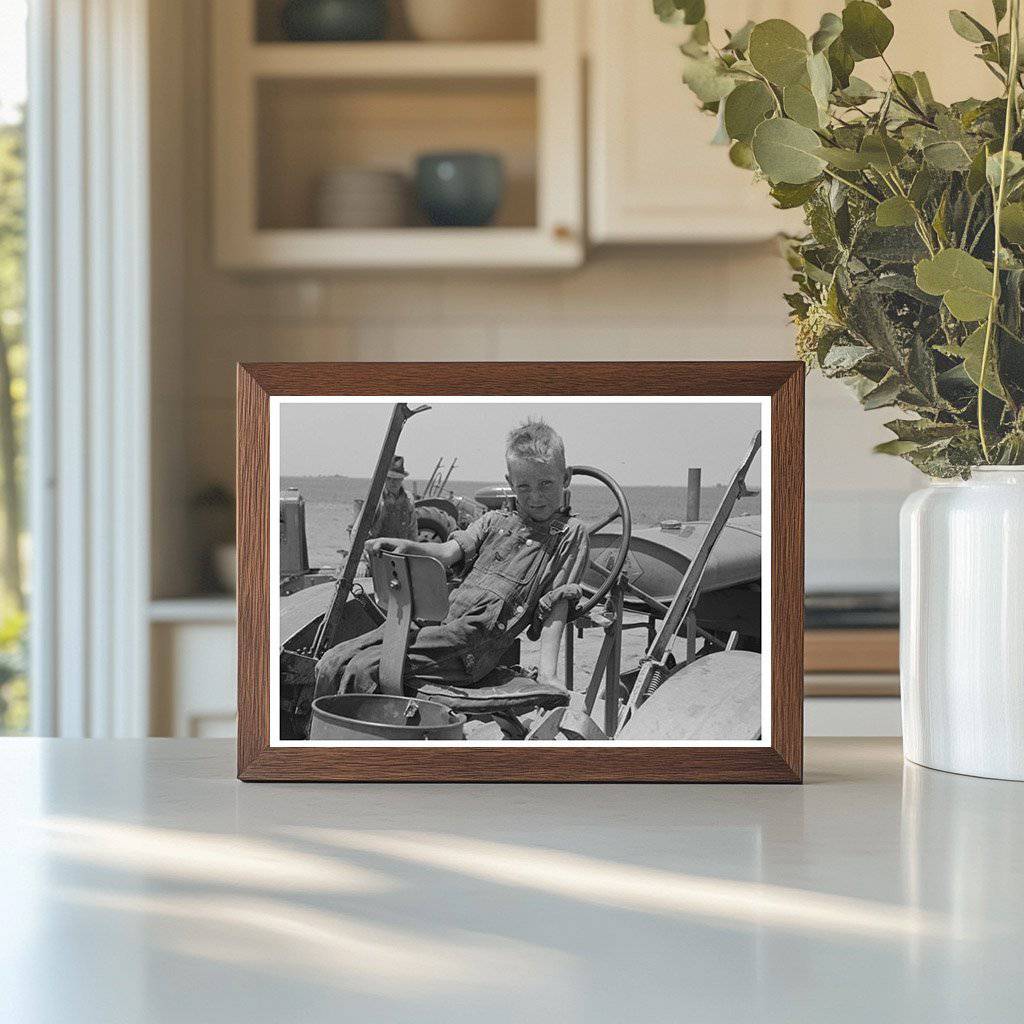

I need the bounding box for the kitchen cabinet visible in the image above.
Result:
[211,0,583,269]
[587,0,999,244]
[587,1,811,243]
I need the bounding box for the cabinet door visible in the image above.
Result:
[588,1,1002,245]
[588,1,813,243]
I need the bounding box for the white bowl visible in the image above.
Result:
[315,168,410,228]
[404,0,534,42]
[318,167,407,193]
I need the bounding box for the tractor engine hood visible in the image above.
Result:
[586,516,761,604]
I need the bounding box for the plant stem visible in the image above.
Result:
[979,0,1021,462]
[821,167,879,203]
[751,69,783,116]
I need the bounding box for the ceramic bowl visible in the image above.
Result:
[281,0,388,42]
[314,167,409,228]
[403,0,534,42]
[414,152,504,228]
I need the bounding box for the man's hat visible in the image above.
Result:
[387,455,409,479]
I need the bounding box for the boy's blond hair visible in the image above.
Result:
[505,418,566,472]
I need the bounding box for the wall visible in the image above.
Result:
[152,0,920,598]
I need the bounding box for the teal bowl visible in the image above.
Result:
[281,0,388,42]
[415,152,505,227]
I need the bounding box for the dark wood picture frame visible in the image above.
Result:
[237,362,804,782]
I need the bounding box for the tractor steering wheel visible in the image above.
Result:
[569,465,632,618]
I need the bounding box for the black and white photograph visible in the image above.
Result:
[272,397,769,745]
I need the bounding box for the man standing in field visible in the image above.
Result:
[366,455,417,543]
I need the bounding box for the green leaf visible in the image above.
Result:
[909,165,936,205]
[874,439,922,455]
[932,190,950,246]
[862,374,902,409]
[836,76,877,105]
[959,324,1006,398]
[875,196,918,228]
[967,143,993,193]
[728,140,758,169]
[752,117,827,184]
[681,55,737,103]
[723,81,775,143]
[783,83,822,128]
[748,19,810,87]
[915,249,994,321]
[884,418,963,443]
[842,1,894,60]
[710,108,731,145]
[724,20,755,53]
[846,284,909,371]
[681,0,705,25]
[892,72,919,102]
[860,133,905,172]
[810,12,843,54]
[912,71,935,105]
[986,150,1024,190]
[807,51,833,110]
[948,10,993,44]
[654,0,705,25]
[827,35,855,89]
[855,225,929,263]
[908,335,940,402]
[1000,202,1024,242]
[689,20,710,46]
[821,341,872,373]
[770,179,820,209]
[815,145,872,170]
[923,141,973,171]
[653,0,676,23]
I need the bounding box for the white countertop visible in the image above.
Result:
[1,738,1021,1023]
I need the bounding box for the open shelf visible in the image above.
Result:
[149,597,237,624]
[213,0,581,268]
[249,42,544,78]
[254,0,538,45]
[257,76,538,232]
[220,227,578,269]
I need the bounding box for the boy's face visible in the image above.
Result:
[506,457,569,523]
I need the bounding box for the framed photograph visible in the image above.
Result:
[237,362,804,782]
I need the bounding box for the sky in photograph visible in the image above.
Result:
[279,399,764,488]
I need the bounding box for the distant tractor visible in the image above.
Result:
[412,457,488,542]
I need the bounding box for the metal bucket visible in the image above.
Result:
[309,693,466,741]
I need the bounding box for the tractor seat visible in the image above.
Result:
[369,550,569,715]
[417,669,570,716]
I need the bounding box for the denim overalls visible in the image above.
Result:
[313,509,589,698]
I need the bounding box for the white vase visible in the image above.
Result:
[900,467,1024,781]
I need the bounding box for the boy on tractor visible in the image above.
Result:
[313,419,590,700]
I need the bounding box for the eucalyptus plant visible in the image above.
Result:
[658,0,1024,475]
